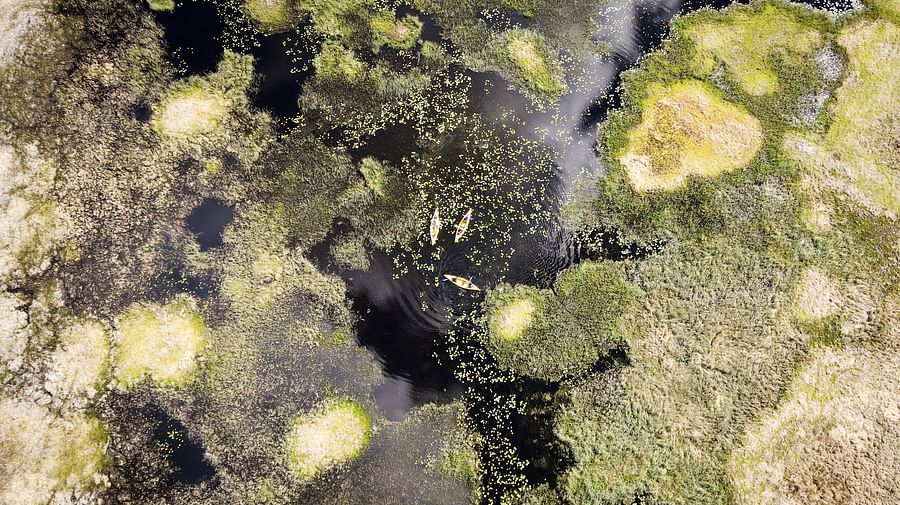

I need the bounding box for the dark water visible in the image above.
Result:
[186,198,234,251]
[346,0,710,423]
[154,0,225,75]
[349,250,466,421]
[250,30,318,123]
[149,267,216,302]
[131,101,153,122]
[147,406,217,484]
[105,398,216,501]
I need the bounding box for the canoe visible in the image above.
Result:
[454,208,473,243]
[443,274,481,291]
[430,208,441,245]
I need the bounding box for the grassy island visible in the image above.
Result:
[482,261,632,381]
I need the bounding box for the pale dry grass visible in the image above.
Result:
[0,291,28,375]
[44,319,108,403]
[0,0,45,68]
[793,267,840,322]
[285,399,372,480]
[153,88,228,138]
[0,142,63,283]
[731,345,900,505]
[0,399,106,505]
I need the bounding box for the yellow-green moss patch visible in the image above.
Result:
[146,0,174,12]
[359,157,387,197]
[330,233,369,271]
[786,19,900,218]
[491,298,538,343]
[684,2,824,96]
[619,80,763,192]
[865,0,900,24]
[437,421,483,498]
[113,295,208,388]
[800,198,833,233]
[284,398,372,481]
[500,29,565,98]
[314,42,366,83]
[791,267,876,340]
[296,0,366,39]
[147,0,175,12]
[222,239,348,318]
[150,51,265,149]
[828,19,899,213]
[371,13,422,51]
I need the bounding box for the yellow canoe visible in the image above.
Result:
[454,208,473,243]
[430,208,441,245]
[443,274,481,291]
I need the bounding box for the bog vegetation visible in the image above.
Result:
[0,0,896,504]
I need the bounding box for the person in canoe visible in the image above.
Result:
[454,208,473,243]
[430,208,441,245]
[442,274,481,291]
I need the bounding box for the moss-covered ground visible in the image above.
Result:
[786,17,899,218]
[113,295,209,388]
[556,237,805,504]
[147,0,175,12]
[485,28,567,100]
[556,1,899,503]
[619,80,763,192]
[370,12,423,52]
[581,2,835,242]
[684,2,826,96]
[243,0,294,31]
